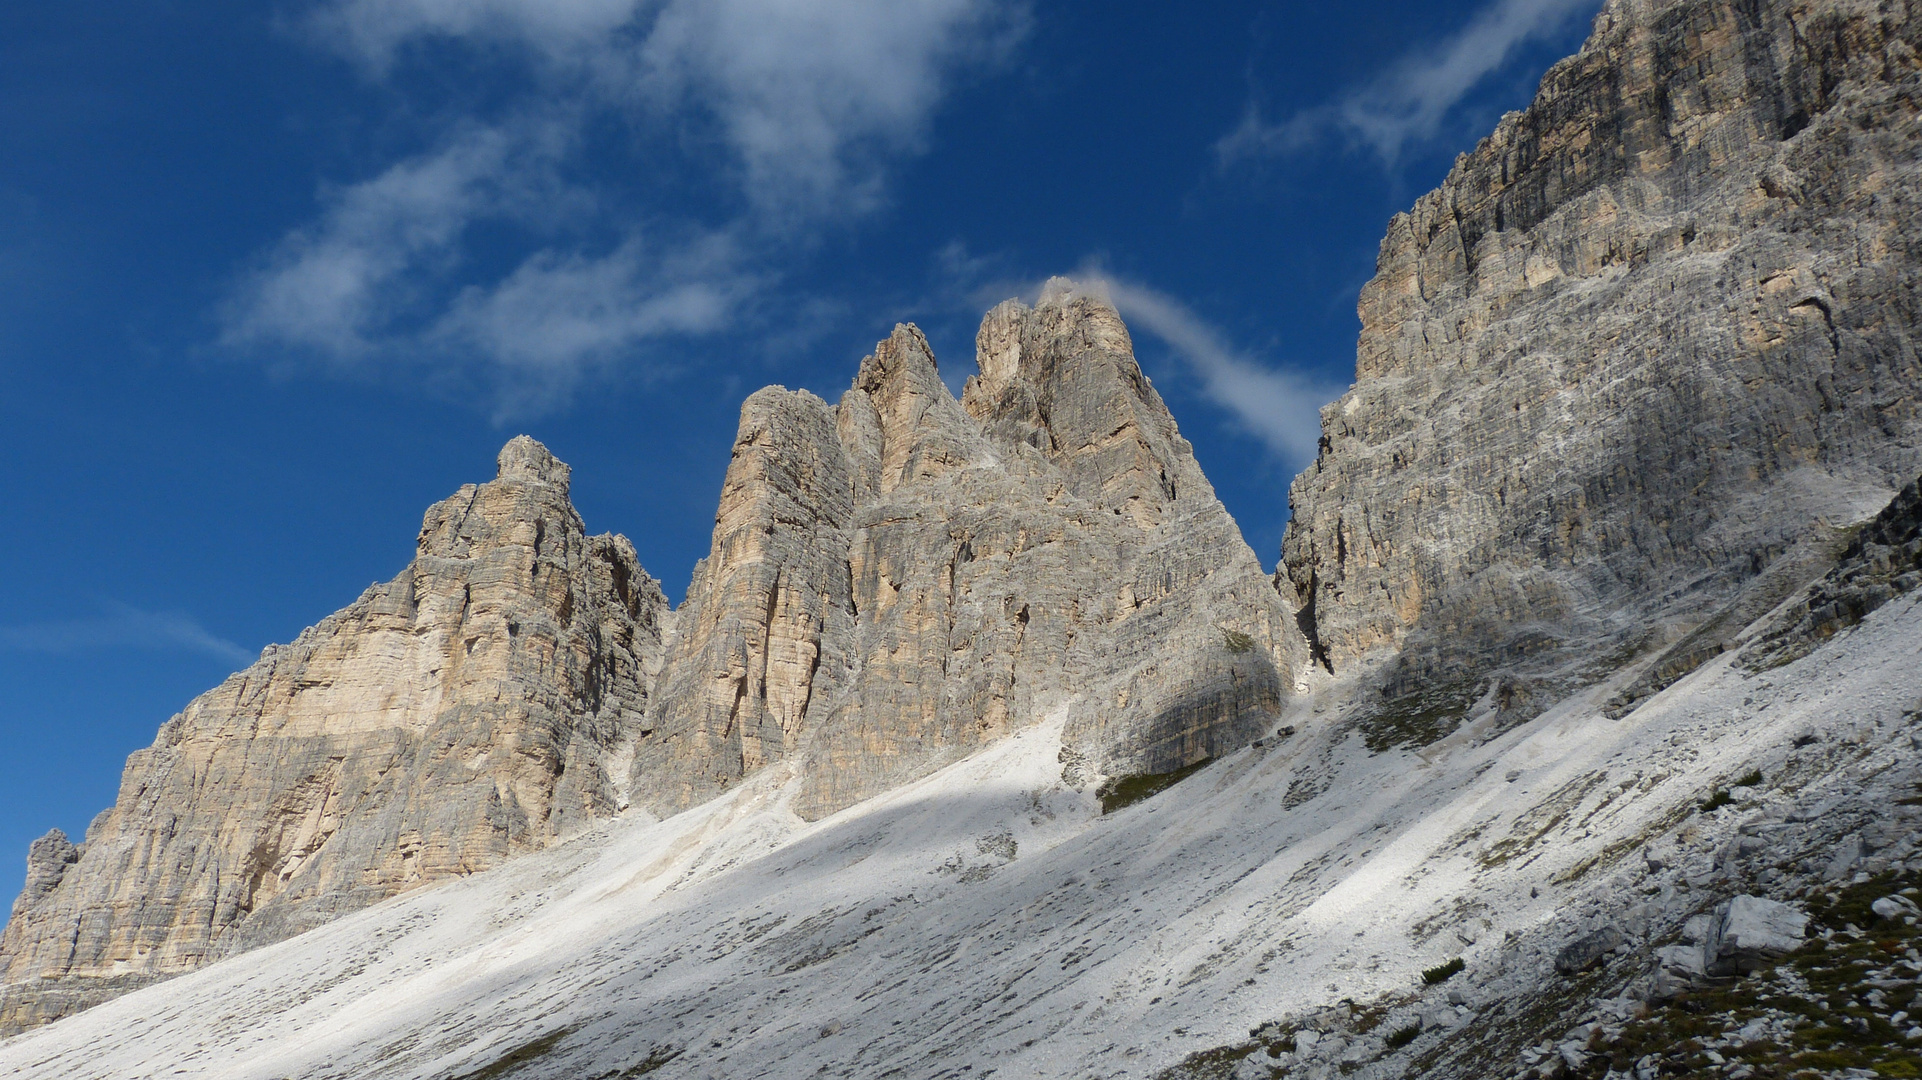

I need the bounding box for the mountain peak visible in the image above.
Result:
[495,434,570,489]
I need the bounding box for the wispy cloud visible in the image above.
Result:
[224,0,1026,414]
[0,604,255,667]
[1218,0,1601,166]
[1073,274,1343,468]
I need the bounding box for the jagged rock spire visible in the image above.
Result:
[633,289,1307,820]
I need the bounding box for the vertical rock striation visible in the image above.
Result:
[635,280,1306,820]
[1282,0,1922,726]
[0,437,667,1032]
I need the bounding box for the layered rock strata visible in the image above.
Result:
[635,281,1305,819]
[0,437,667,1032]
[1281,0,1922,725]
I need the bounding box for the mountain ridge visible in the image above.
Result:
[2,0,1921,1072]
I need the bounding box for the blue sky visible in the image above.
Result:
[0,0,1600,904]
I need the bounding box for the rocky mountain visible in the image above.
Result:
[635,284,1302,821]
[2,0,1921,1072]
[1281,0,1922,734]
[0,437,671,1032]
[0,476,1916,1080]
[0,285,1303,1032]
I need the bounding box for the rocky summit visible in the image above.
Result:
[0,437,671,1032]
[634,281,1302,821]
[2,0,1921,1075]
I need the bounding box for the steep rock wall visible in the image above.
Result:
[635,281,1307,820]
[0,438,667,1032]
[1282,0,1922,721]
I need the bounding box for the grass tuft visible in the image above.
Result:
[1422,958,1465,985]
[1097,758,1215,815]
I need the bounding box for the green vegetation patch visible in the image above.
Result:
[1151,1040,1266,1080]
[1222,628,1256,654]
[1356,680,1481,753]
[1566,867,1922,1080]
[1099,758,1215,814]
[448,1026,581,1080]
[1422,957,1465,985]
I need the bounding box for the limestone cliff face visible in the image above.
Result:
[1282,0,1922,722]
[0,288,1303,1032]
[635,281,1305,820]
[0,437,667,1032]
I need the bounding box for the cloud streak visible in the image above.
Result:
[1219,0,1601,166]
[0,604,255,667]
[1075,275,1342,469]
[224,0,1025,413]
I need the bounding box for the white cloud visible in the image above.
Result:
[635,0,1019,220]
[225,0,1023,412]
[222,125,542,359]
[0,604,255,667]
[431,234,748,415]
[308,0,640,70]
[1219,0,1601,166]
[1074,275,1342,468]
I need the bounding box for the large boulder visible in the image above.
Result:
[1705,895,1807,975]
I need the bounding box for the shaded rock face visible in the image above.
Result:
[1282,0,1922,716]
[1742,468,1922,669]
[0,437,668,1033]
[634,281,1305,820]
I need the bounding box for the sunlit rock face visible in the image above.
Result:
[1282,0,1922,720]
[0,437,669,1033]
[634,280,1307,820]
[0,285,1305,1032]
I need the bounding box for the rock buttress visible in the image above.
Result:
[1281,0,1922,723]
[636,280,1309,820]
[0,437,667,1033]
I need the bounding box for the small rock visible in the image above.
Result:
[1447,987,1468,1006]
[1680,914,1715,945]
[1786,799,1836,823]
[1556,926,1627,974]
[1825,835,1867,881]
[1231,1057,1271,1080]
[1507,770,1522,783]
[1873,895,1922,920]
[1651,944,1707,999]
[1558,1043,1589,1069]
